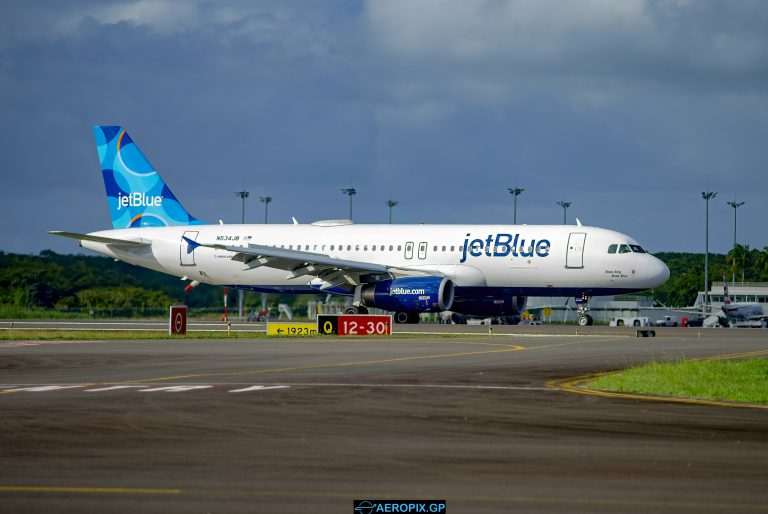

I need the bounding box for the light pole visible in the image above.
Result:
[557,201,571,225]
[727,200,745,283]
[341,188,357,220]
[702,191,717,310]
[508,187,524,224]
[260,195,272,224]
[386,200,398,224]
[235,189,249,320]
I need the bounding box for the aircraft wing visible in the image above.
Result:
[49,231,151,248]
[186,238,393,287]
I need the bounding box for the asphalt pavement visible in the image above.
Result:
[1,328,767,513]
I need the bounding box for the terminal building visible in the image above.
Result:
[693,281,768,314]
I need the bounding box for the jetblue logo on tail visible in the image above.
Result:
[117,192,163,210]
[460,233,551,263]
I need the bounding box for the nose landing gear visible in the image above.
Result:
[576,293,594,326]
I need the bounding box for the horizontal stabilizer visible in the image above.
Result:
[49,231,151,247]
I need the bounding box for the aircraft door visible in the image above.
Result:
[566,232,586,269]
[418,242,427,260]
[180,231,199,266]
[405,242,414,260]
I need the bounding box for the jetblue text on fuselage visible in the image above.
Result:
[116,192,163,210]
[460,233,551,263]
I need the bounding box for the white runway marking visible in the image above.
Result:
[140,385,214,393]
[1,383,554,394]
[229,385,291,393]
[3,385,84,392]
[85,385,147,392]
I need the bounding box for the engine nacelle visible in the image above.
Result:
[362,277,454,313]
[451,295,527,316]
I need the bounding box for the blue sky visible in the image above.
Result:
[1,0,766,255]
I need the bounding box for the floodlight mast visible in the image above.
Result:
[508,187,524,224]
[386,199,398,224]
[341,188,357,220]
[234,189,250,320]
[702,191,717,310]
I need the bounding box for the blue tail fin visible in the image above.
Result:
[93,126,205,229]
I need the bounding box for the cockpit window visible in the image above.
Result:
[608,244,617,254]
[630,245,646,253]
[619,244,632,254]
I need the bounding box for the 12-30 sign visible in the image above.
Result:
[317,314,392,336]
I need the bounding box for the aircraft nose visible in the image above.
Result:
[650,256,670,287]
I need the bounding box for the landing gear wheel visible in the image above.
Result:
[344,306,360,315]
[394,311,410,324]
[357,306,369,315]
[407,312,421,324]
[575,294,593,328]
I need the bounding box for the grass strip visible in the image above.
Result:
[0,329,485,341]
[590,358,768,405]
[0,330,268,340]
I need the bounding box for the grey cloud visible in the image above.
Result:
[0,0,766,256]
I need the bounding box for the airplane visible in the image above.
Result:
[721,278,767,326]
[50,126,670,326]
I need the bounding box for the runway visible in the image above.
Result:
[1,330,767,513]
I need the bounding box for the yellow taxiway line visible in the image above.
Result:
[0,486,180,495]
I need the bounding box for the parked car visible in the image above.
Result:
[610,317,651,327]
[654,315,678,327]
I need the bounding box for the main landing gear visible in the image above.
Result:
[344,306,369,315]
[394,311,420,324]
[576,293,594,326]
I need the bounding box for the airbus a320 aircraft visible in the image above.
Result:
[51,126,670,325]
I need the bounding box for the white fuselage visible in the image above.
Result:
[80,223,669,297]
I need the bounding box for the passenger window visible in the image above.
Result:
[619,244,631,254]
[389,245,394,251]
[397,245,402,251]
[450,246,455,252]
[372,245,376,251]
[347,245,351,251]
[364,245,368,251]
[442,246,446,252]
[433,246,437,252]
[608,244,617,254]
[330,245,334,251]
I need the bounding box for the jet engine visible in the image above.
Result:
[361,276,454,313]
[450,294,527,316]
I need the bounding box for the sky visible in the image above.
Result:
[1,0,767,255]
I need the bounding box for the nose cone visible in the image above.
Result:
[649,255,670,288]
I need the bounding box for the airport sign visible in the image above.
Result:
[317,314,392,336]
[267,322,317,336]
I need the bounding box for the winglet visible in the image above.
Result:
[182,236,201,254]
[292,217,299,225]
[576,218,582,227]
